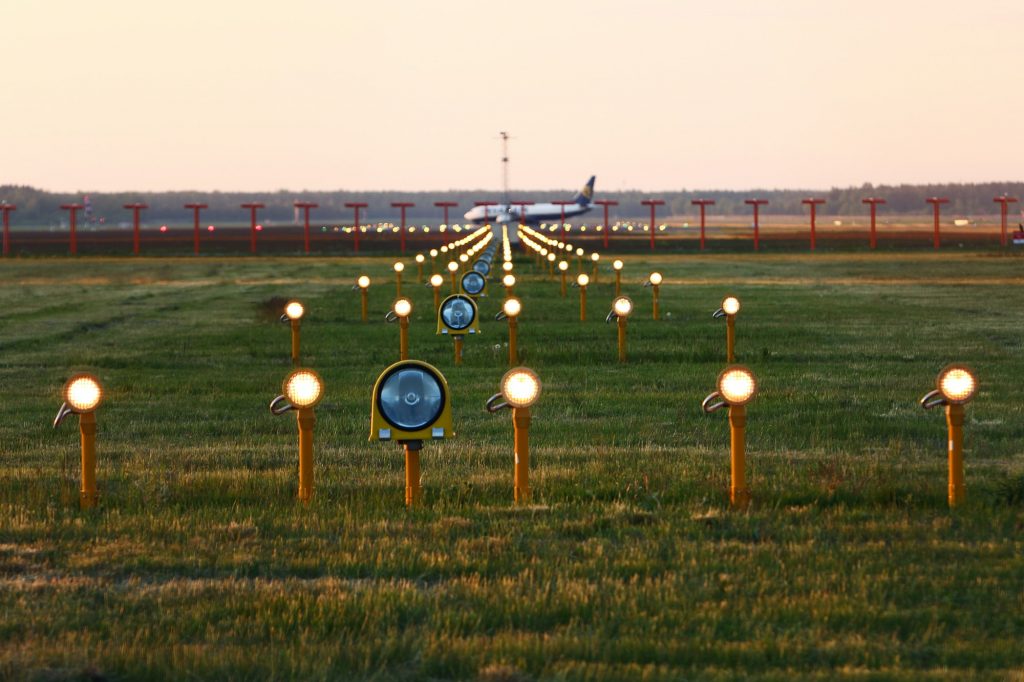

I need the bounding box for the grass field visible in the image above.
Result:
[1,250,1023,681]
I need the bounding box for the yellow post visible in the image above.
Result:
[652,284,660,321]
[946,404,965,507]
[399,317,409,360]
[417,262,423,282]
[297,408,315,503]
[579,287,587,322]
[615,270,621,296]
[508,318,518,367]
[454,336,463,365]
[290,320,301,366]
[513,407,531,503]
[396,271,403,297]
[726,315,736,363]
[592,262,598,282]
[617,316,627,363]
[360,289,368,323]
[729,405,750,509]
[450,271,458,294]
[560,271,567,297]
[79,412,98,509]
[505,283,514,299]
[433,286,440,312]
[405,442,421,507]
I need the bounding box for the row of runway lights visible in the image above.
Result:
[54,289,977,511]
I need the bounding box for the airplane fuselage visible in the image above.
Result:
[463,202,592,225]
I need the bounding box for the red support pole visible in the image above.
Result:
[691,199,715,251]
[926,197,949,250]
[123,203,148,256]
[744,199,768,251]
[185,203,208,256]
[294,201,318,254]
[0,202,15,256]
[240,202,265,254]
[862,197,886,250]
[513,201,534,226]
[994,196,1019,248]
[474,201,498,228]
[801,198,826,251]
[595,200,618,249]
[345,202,367,254]
[391,201,415,254]
[61,203,83,255]
[551,200,574,241]
[434,201,459,227]
[640,199,665,251]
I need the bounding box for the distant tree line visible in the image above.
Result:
[2,182,1022,225]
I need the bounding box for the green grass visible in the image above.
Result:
[1,251,1023,681]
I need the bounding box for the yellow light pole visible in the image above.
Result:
[591,252,600,282]
[429,248,439,274]
[546,252,556,278]
[415,254,425,282]
[503,273,516,299]
[606,296,634,363]
[920,364,978,508]
[280,300,305,366]
[53,374,104,509]
[486,367,542,503]
[558,260,569,297]
[370,360,454,507]
[355,275,370,322]
[613,259,624,296]
[448,261,459,293]
[459,252,469,273]
[702,366,758,509]
[575,247,584,273]
[713,295,741,362]
[428,273,444,312]
[495,297,522,366]
[270,369,324,503]
[393,261,405,297]
[576,273,590,321]
[644,272,663,320]
[386,297,413,360]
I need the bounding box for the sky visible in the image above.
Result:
[4,0,1024,193]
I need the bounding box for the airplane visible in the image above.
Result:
[462,176,595,225]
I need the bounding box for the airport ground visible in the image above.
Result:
[1,250,1023,680]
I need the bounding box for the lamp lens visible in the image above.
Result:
[718,367,757,405]
[502,262,513,272]
[722,296,740,316]
[613,296,633,317]
[613,259,623,270]
[459,254,468,263]
[394,262,405,272]
[357,275,370,288]
[591,253,599,261]
[285,301,304,320]
[558,261,568,271]
[285,370,323,408]
[577,274,590,287]
[939,366,976,404]
[503,298,522,317]
[447,261,458,272]
[501,368,542,408]
[547,254,555,262]
[64,375,103,412]
[378,366,445,430]
[503,274,516,287]
[575,248,583,256]
[462,272,486,295]
[415,254,425,263]
[430,249,438,257]
[430,274,444,286]
[441,295,476,330]
[393,298,412,317]
[650,272,663,285]
[473,260,490,276]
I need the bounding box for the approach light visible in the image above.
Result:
[428,272,444,311]
[558,260,569,271]
[644,272,663,320]
[393,261,405,272]
[430,248,439,257]
[576,273,590,321]
[415,254,424,263]
[280,300,305,365]
[437,293,480,365]
[613,259,624,295]
[485,367,543,502]
[461,270,487,297]
[54,373,105,508]
[713,295,742,362]
[701,365,759,508]
[503,297,521,318]
[495,297,523,366]
[459,253,469,264]
[355,276,371,322]
[370,360,454,506]
[502,273,516,297]
[270,369,324,503]
[606,296,634,362]
[386,297,414,360]
[415,253,425,280]
[447,260,459,293]
[577,273,590,287]
[502,261,513,272]
[920,364,978,507]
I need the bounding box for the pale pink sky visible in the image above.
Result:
[5,0,1024,192]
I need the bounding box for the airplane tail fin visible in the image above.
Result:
[573,176,595,206]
